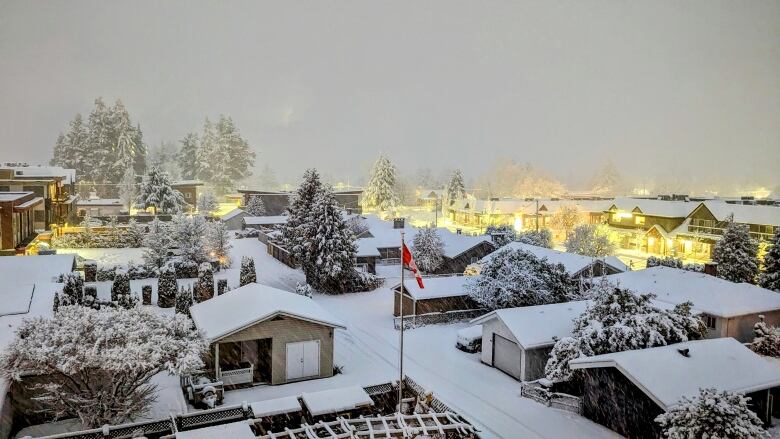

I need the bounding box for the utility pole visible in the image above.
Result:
[535,198,540,232]
[398,231,405,411]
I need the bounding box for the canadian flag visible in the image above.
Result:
[402,243,425,289]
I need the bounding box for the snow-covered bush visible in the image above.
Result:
[646,256,703,272]
[759,228,780,292]
[563,224,615,257]
[545,278,706,383]
[655,388,767,439]
[125,218,146,248]
[549,205,582,237]
[361,154,399,212]
[750,316,780,357]
[111,269,131,304]
[157,264,177,308]
[235,228,260,239]
[349,271,384,292]
[205,220,232,268]
[197,191,219,216]
[516,229,554,249]
[195,262,214,303]
[217,279,228,296]
[142,217,171,271]
[244,195,266,216]
[0,306,206,428]
[239,256,257,286]
[175,285,194,316]
[412,227,444,273]
[466,247,578,310]
[57,272,84,306]
[295,282,314,298]
[485,225,516,248]
[172,214,208,267]
[712,219,759,284]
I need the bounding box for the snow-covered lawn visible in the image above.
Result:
[56,247,147,266]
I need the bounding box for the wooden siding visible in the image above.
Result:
[214,315,335,385]
[393,289,479,317]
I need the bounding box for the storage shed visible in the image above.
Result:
[189,283,346,386]
[392,275,479,317]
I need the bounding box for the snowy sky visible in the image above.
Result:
[0,1,778,190]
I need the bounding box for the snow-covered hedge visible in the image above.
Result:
[646,256,703,272]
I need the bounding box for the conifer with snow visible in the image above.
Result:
[118,168,136,212]
[157,264,177,308]
[750,316,780,357]
[361,154,399,212]
[195,262,214,303]
[544,278,706,383]
[136,166,185,214]
[466,247,578,310]
[58,272,84,306]
[564,224,615,257]
[282,169,322,273]
[52,292,60,313]
[244,195,267,216]
[485,225,516,247]
[142,217,171,272]
[111,269,131,305]
[177,132,201,180]
[412,227,444,273]
[126,218,146,248]
[172,214,208,267]
[0,306,205,428]
[655,388,767,439]
[239,256,257,286]
[445,169,466,201]
[205,220,232,268]
[308,186,358,294]
[712,218,759,284]
[175,286,194,316]
[759,228,780,292]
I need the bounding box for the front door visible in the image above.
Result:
[286,340,321,381]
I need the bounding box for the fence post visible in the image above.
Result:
[242,401,250,419]
[102,424,110,438]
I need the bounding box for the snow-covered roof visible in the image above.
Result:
[434,229,493,258]
[243,215,288,226]
[4,165,76,184]
[394,275,468,300]
[699,201,780,226]
[479,242,601,276]
[189,283,345,343]
[175,420,255,439]
[0,284,34,316]
[220,208,246,221]
[605,266,780,318]
[300,385,375,416]
[0,191,32,202]
[0,254,75,283]
[356,239,381,257]
[609,197,694,218]
[76,198,122,206]
[172,180,203,186]
[569,338,780,411]
[250,396,302,418]
[472,301,589,349]
[603,256,629,272]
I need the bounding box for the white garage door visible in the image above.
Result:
[286,340,321,380]
[493,334,522,380]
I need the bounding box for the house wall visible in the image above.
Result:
[480,317,518,367]
[434,241,495,275]
[708,310,780,342]
[523,346,553,382]
[215,316,335,385]
[222,213,247,230]
[355,256,377,274]
[581,367,664,439]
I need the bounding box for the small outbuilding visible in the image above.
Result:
[189,283,346,386]
[220,208,248,230]
[570,338,780,438]
[392,275,479,317]
[243,215,289,230]
[470,301,589,381]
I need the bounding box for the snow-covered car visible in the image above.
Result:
[456,325,482,353]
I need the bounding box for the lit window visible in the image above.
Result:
[635,216,645,225]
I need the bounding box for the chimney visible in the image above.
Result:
[704,262,718,277]
[393,218,405,229]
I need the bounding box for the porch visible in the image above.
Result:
[214,338,273,386]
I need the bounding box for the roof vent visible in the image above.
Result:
[677,348,690,358]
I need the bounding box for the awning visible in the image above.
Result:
[14,197,44,211]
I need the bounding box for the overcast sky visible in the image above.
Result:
[0,1,778,191]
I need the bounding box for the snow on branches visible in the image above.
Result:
[197,191,220,216]
[445,169,466,201]
[240,256,257,286]
[655,388,767,439]
[712,219,760,284]
[245,195,267,216]
[1,306,206,428]
[309,186,358,294]
[544,278,706,383]
[136,166,186,214]
[750,316,780,358]
[412,227,444,273]
[563,224,615,257]
[362,154,399,212]
[760,228,780,292]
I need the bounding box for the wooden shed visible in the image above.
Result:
[392,275,479,317]
[189,283,346,386]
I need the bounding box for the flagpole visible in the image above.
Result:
[398,230,405,411]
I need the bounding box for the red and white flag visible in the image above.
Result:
[402,243,425,289]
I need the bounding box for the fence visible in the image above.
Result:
[393,308,487,330]
[266,241,297,268]
[519,381,582,414]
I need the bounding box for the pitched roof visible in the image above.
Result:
[220,208,246,221]
[0,254,75,283]
[189,283,345,343]
[605,266,780,318]
[569,338,780,411]
[243,215,288,226]
[479,242,602,276]
[471,300,589,349]
[699,201,780,226]
[393,275,468,300]
[609,197,694,218]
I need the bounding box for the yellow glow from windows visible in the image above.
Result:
[513,216,523,232]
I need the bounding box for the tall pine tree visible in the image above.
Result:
[136,166,186,214]
[759,228,780,292]
[362,154,399,212]
[178,133,200,180]
[445,169,466,201]
[712,218,759,284]
[308,186,358,294]
[282,169,322,282]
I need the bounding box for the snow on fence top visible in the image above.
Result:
[479,242,605,276]
[189,283,346,343]
[0,254,75,283]
[394,275,468,300]
[175,420,255,439]
[243,215,288,226]
[300,385,375,417]
[471,300,589,349]
[569,337,780,411]
[606,266,780,318]
[250,395,302,418]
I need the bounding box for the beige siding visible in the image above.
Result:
[480,317,519,366]
[216,316,335,385]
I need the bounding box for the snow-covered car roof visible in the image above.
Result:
[569,338,780,411]
[471,300,589,349]
[605,266,780,318]
[189,283,346,343]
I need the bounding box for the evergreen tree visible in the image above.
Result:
[564,224,615,257]
[759,228,780,292]
[118,168,136,212]
[197,191,219,215]
[282,169,322,277]
[108,100,138,183]
[655,388,766,439]
[126,218,146,248]
[175,285,193,316]
[66,113,89,176]
[245,195,266,216]
[412,227,444,273]
[485,225,516,247]
[51,133,67,167]
[712,219,759,284]
[210,115,255,192]
[361,154,399,212]
[178,133,200,180]
[157,264,177,308]
[750,316,780,357]
[195,262,214,303]
[86,98,114,184]
[58,272,84,306]
[132,123,147,175]
[445,169,466,201]
[196,118,217,183]
[52,292,60,313]
[239,256,257,286]
[136,166,186,214]
[206,221,232,268]
[308,186,357,294]
[172,214,208,267]
[142,217,171,272]
[111,269,131,304]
